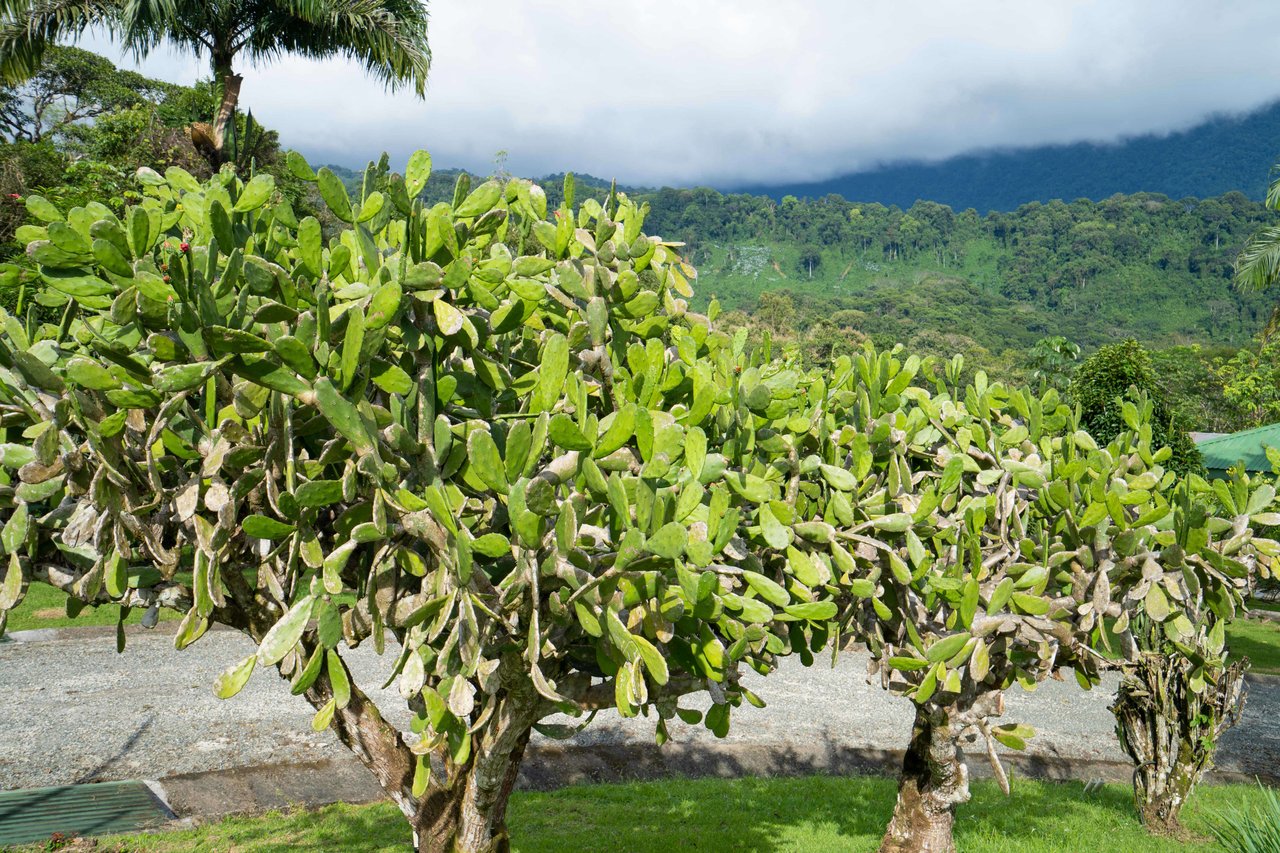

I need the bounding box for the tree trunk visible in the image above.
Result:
[412,729,530,853]
[302,662,420,829]
[1112,652,1248,836]
[880,704,970,853]
[298,648,537,853]
[210,58,242,166]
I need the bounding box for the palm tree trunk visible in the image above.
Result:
[211,55,242,166]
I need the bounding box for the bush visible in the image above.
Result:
[1070,339,1202,473]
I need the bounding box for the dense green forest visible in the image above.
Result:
[745,98,1280,211]
[5,47,1280,438]
[638,186,1275,349]
[328,162,1274,357]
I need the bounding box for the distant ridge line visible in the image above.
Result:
[735,98,1280,212]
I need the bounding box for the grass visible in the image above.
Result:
[1226,616,1280,675]
[14,776,1273,852]
[2,582,180,633]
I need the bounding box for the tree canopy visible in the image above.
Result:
[0,0,430,161]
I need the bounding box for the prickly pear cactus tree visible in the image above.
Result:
[1108,453,1277,836]
[0,153,810,852]
[788,351,1104,853]
[774,347,1275,853]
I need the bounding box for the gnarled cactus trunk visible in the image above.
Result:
[411,705,533,853]
[880,703,971,853]
[298,651,536,853]
[1111,652,1248,836]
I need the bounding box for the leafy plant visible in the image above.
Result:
[1026,335,1080,394]
[1070,339,1202,474]
[1216,333,1280,429]
[1208,783,1280,853]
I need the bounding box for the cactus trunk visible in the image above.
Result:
[300,658,534,853]
[1112,652,1248,836]
[411,739,528,853]
[880,704,970,853]
[410,695,533,853]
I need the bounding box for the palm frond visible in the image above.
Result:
[1,0,431,107]
[0,0,123,82]
[1267,167,1280,212]
[1234,223,1280,292]
[258,0,430,95]
[118,0,216,56]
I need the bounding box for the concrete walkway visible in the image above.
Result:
[2,626,1278,815]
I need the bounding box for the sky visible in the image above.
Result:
[83,0,1280,189]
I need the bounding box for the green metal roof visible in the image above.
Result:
[0,781,171,846]
[1195,422,1280,472]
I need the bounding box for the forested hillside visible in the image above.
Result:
[634,186,1275,357]
[326,160,1272,355]
[744,99,1280,211]
[334,159,1271,368]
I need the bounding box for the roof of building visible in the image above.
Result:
[1195,422,1280,472]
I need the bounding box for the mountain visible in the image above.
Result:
[740,100,1280,212]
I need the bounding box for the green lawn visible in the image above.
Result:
[1226,615,1280,675]
[17,776,1269,852]
[2,581,180,633]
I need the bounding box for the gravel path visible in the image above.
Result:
[2,628,1278,791]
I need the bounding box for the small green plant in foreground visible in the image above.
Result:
[1208,782,1280,853]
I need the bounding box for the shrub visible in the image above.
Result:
[1070,339,1201,473]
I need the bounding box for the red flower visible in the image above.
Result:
[179,242,191,254]
[8,193,20,200]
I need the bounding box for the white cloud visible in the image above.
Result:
[82,0,1280,187]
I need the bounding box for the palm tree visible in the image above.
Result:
[0,0,430,165]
